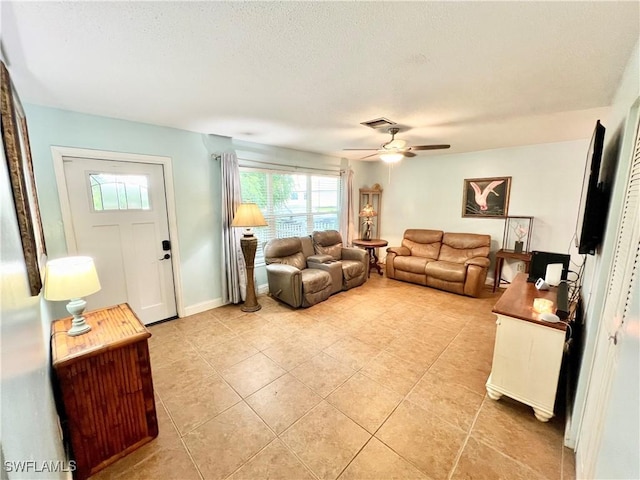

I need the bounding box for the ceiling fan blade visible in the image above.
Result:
[411,144,451,151]
[343,148,378,151]
[360,153,379,160]
[403,151,416,158]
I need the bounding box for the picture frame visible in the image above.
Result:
[462,176,511,218]
[1,61,47,296]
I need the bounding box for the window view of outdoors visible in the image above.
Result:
[239,170,340,260]
[90,173,150,211]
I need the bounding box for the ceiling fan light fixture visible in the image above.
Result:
[379,152,403,163]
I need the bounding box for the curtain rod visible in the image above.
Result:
[212,154,344,174]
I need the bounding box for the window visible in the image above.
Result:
[239,168,340,263]
[89,173,150,211]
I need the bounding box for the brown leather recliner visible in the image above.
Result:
[386,229,491,297]
[263,236,333,308]
[312,230,368,290]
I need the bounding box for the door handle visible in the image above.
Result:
[159,253,171,260]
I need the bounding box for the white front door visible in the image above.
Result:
[62,157,177,324]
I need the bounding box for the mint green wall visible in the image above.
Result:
[24,105,233,310]
[1,142,66,479]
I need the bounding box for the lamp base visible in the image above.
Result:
[240,235,261,312]
[66,298,92,336]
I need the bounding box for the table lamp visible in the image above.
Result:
[231,203,267,312]
[44,256,101,336]
[359,204,377,240]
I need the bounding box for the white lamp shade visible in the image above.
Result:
[44,256,101,301]
[231,203,267,227]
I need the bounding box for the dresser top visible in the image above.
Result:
[492,273,567,331]
[52,303,150,368]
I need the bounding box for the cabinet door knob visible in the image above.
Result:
[496,319,501,325]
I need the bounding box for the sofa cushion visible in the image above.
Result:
[425,261,466,282]
[401,229,443,259]
[312,230,343,260]
[264,237,307,270]
[300,268,332,293]
[438,233,491,263]
[395,255,430,274]
[342,259,365,281]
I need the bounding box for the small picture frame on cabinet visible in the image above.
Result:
[502,216,533,253]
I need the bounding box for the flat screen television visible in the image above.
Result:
[575,120,607,255]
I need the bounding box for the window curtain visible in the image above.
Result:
[340,168,355,245]
[221,152,246,303]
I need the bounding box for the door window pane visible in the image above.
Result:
[89,173,150,211]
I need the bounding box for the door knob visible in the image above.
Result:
[159,253,171,260]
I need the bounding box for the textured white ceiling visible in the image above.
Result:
[2,1,638,159]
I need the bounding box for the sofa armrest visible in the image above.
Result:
[464,257,490,268]
[307,254,334,264]
[341,247,367,263]
[265,264,302,307]
[387,246,410,256]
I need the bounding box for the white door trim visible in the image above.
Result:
[51,146,185,318]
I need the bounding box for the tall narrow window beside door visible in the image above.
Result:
[239,168,340,263]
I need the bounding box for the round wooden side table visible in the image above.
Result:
[352,238,388,277]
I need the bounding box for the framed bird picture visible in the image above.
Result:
[462,176,511,218]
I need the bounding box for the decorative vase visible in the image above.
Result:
[514,241,524,253]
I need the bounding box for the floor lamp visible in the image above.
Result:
[231,203,267,312]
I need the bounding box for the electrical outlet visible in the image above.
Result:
[516,261,525,272]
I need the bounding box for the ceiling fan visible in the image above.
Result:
[344,127,450,162]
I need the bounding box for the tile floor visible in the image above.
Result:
[91,275,576,480]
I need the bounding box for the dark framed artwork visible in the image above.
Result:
[1,61,47,296]
[462,176,511,218]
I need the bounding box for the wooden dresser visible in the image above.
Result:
[51,303,158,479]
[486,273,568,422]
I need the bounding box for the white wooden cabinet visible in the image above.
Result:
[486,273,567,422]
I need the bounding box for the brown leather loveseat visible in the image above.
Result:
[386,229,491,297]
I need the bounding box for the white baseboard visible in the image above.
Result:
[182,298,224,317]
[182,285,269,317]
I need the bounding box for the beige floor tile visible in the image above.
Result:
[291,352,356,398]
[360,351,426,396]
[376,401,466,479]
[239,322,292,350]
[221,352,286,397]
[384,336,445,369]
[219,312,268,334]
[228,439,315,480]
[152,350,217,398]
[109,448,201,480]
[184,402,275,480]
[338,437,429,480]
[451,436,547,480]
[428,346,492,395]
[296,322,346,349]
[209,304,248,321]
[187,319,237,350]
[280,401,371,480]
[199,336,260,370]
[406,371,484,431]
[149,335,197,368]
[351,323,398,349]
[162,371,241,434]
[327,373,403,434]
[246,373,322,433]
[471,397,564,479]
[263,334,322,370]
[323,335,381,370]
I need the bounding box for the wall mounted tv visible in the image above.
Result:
[575,120,608,255]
